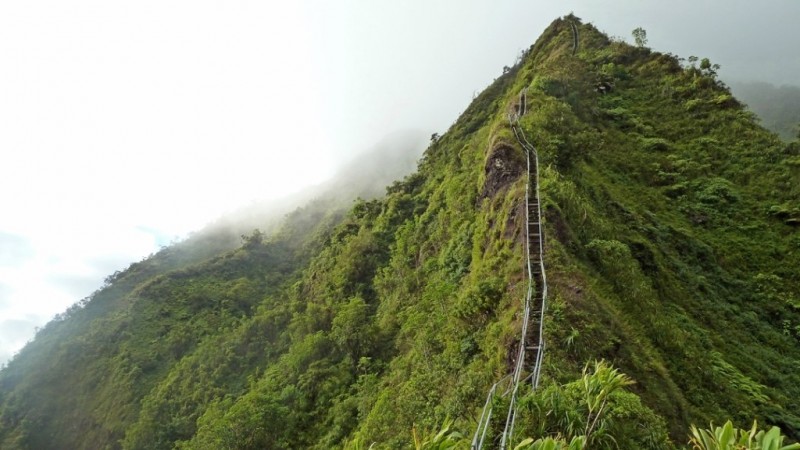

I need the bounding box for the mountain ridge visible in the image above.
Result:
[1,15,799,449]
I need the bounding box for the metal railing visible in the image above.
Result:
[472,19,578,448]
[570,21,579,55]
[472,88,548,449]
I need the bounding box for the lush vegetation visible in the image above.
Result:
[1,15,799,449]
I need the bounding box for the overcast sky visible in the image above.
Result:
[1,0,798,365]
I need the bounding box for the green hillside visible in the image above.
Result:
[1,16,799,449]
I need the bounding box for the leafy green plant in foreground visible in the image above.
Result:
[517,360,671,449]
[689,421,800,450]
[514,436,586,450]
[412,418,466,450]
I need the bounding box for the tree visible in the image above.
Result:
[699,58,721,77]
[632,27,648,48]
[241,229,264,250]
[331,296,373,362]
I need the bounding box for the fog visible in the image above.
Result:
[1,0,798,365]
[198,130,428,247]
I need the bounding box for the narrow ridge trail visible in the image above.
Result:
[471,19,578,450]
[570,20,579,55]
[498,89,548,450]
[471,89,548,450]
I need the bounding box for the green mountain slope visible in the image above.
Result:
[2,16,799,449]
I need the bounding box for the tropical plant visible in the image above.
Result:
[412,419,466,450]
[517,360,670,449]
[689,421,800,450]
[579,361,634,440]
[514,436,586,450]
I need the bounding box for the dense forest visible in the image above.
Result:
[1,16,799,449]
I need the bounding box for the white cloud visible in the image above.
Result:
[0,1,340,363]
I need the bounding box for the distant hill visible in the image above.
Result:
[1,16,799,449]
[729,80,800,141]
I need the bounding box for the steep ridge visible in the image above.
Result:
[2,15,800,449]
[471,87,548,450]
[502,90,547,446]
[476,22,579,449]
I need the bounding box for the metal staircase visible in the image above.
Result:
[471,88,548,450]
[471,19,577,449]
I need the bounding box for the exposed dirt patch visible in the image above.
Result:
[481,144,524,200]
[506,337,520,373]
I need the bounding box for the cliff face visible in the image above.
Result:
[2,16,799,449]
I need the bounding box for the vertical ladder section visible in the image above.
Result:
[509,102,547,389]
[524,145,546,389]
[498,90,548,449]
